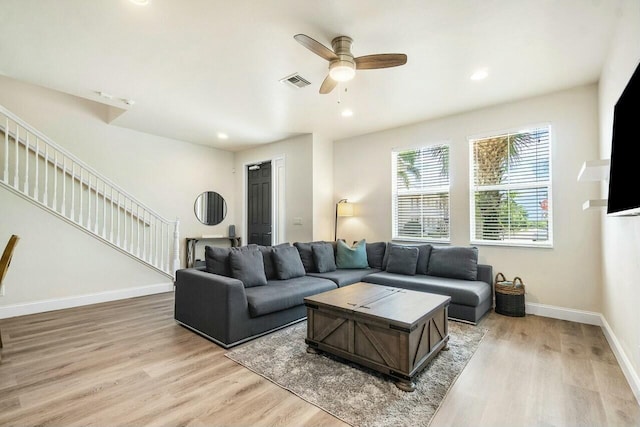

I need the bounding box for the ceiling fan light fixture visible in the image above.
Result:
[329,62,356,82]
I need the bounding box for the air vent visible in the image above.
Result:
[279,73,311,89]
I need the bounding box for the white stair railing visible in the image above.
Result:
[0,105,180,278]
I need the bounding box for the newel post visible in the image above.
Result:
[172,218,181,277]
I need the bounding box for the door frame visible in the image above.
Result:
[242,155,285,245]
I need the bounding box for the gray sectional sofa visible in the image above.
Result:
[174,240,492,348]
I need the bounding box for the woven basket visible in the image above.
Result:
[494,273,525,317]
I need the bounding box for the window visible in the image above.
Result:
[470,126,552,246]
[392,144,450,241]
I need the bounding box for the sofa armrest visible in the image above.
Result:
[477,264,493,286]
[174,268,248,345]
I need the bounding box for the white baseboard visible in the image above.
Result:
[525,302,602,325]
[600,315,640,404]
[0,282,174,319]
[525,302,640,404]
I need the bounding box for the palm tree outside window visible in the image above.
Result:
[392,144,450,241]
[469,125,552,247]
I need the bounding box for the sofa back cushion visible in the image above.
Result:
[293,242,315,272]
[382,243,431,274]
[312,242,337,273]
[272,245,306,279]
[258,243,290,280]
[427,246,478,280]
[415,244,433,275]
[205,244,258,277]
[364,241,387,269]
[336,239,369,269]
[229,250,268,287]
[385,245,419,275]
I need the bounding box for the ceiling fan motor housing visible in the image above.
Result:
[329,36,356,81]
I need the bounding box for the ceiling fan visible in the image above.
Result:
[294,34,407,94]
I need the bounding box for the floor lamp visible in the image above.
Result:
[334,199,354,241]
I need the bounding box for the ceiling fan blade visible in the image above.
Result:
[294,34,338,61]
[355,54,407,69]
[319,75,338,94]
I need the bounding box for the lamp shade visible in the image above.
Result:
[337,202,354,217]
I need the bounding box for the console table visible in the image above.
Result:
[185,236,241,268]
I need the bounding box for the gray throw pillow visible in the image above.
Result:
[365,241,387,269]
[293,242,316,272]
[258,243,290,280]
[427,246,478,280]
[385,245,419,275]
[272,245,306,280]
[382,242,394,270]
[229,250,268,288]
[205,246,231,276]
[312,243,337,273]
[204,244,257,277]
[415,244,433,275]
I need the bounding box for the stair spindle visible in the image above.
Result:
[110,186,114,242]
[34,137,39,201]
[3,117,8,182]
[117,192,122,247]
[24,132,29,195]
[94,176,99,233]
[70,163,75,221]
[102,180,107,238]
[136,204,140,256]
[53,151,58,211]
[79,168,84,226]
[61,157,67,214]
[14,125,19,189]
[43,144,49,206]
[142,210,147,260]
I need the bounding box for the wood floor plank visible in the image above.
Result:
[0,292,638,427]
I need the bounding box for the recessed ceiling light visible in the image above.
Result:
[129,0,150,5]
[217,132,229,140]
[470,68,489,81]
[341,109,353,117]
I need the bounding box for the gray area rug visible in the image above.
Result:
[225,321,486,427]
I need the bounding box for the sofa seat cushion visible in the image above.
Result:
[307,268,379,287]
[363,272,491,307]
[245,276,337,317]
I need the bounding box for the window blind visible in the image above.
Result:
[392,144,450,241]
[470,126,552,246]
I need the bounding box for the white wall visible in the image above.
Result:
[335,85,602,312]
[234,134,314,244]
[312,134,334,241]
[598,0,640,392]
[0,76,235,309]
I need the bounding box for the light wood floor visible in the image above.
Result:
[0,292,638,426]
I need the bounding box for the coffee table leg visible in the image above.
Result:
[396,379,416,392]
[442,337,450,351]
[306,346,320,354]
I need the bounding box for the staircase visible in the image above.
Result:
[0,105,180,278]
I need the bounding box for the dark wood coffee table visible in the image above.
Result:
[304,282,451,391]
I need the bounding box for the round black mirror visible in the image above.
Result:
[194,191,227,225]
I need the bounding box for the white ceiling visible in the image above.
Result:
[0,0,621,151]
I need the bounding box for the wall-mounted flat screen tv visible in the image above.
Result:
[607,61,640,216]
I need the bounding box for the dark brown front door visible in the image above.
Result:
[247,161,272,246]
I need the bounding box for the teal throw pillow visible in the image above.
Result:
[336,239,368,269]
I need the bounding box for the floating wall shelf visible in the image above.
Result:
[578,159,610,210]
[577,159,610,182]
[582,199,607,211]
